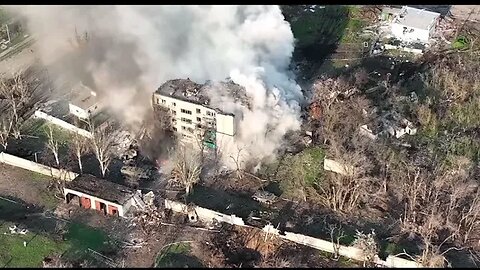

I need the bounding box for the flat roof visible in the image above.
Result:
[65,174,135,205]
[154,78,249,115]
[69,83,98,110]
[393,6,440,30]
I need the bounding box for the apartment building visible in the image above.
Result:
[152,79,238,151]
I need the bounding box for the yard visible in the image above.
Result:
[0,219,69,267]
[0,197,120,267]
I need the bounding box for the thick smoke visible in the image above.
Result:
[7,5,303,169]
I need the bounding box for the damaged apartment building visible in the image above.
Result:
[152,79,247,151]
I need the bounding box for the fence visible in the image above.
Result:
[33,110,93,139]
[0,152,78,181]
[164,199,420,268]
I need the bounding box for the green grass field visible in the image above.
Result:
[0,221,70,267]
[0,197,117,267]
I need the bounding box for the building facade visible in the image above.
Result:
[152,80,236,151]
[390,6,440,43]
[68,83,102,119]
[64,175,135,217]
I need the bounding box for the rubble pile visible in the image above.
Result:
[131,191,164,235]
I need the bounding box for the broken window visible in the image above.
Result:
[196,108,201,113]
[181,108,192,115]
[173,127,177,131]
[181,117,192,124]
[187,127,194,133]
[196,124,202,129]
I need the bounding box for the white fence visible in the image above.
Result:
[165,199,420,268]
[34,110,93,139]
[0,152,78,181]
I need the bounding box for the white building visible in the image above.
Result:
[152,79,239,151]
[390,6,440,43]
[68,83,102,119]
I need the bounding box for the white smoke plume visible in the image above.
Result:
[6,5,303,169]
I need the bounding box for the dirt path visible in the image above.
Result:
[0,163,56,209]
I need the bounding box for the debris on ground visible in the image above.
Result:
[7,224,28,235]
[252,190,278,205]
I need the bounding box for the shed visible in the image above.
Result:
[64,174,136,217]
[390,6,440,43]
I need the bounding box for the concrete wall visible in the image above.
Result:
[324,158,354,176]
[34,110,93,139]
[64,187,127,217]
[0,152,78,181]
[165,199,245,226]
[216,113,235,136]
[165,199,420,268]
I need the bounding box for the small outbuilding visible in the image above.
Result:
[390,6,440,43]
[64,174,136,217]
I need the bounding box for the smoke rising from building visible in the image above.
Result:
[7,5,304,169]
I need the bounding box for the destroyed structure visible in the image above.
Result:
[153,79,245,150]
[359,110,417,140]
[68,82,102,119]
[383,6,440,44]
[64,174,136,217]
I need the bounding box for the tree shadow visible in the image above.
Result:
[186,185,264,219]
[282,5,351,81]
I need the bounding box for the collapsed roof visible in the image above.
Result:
[155,78,251,113]
[65,174,135,205]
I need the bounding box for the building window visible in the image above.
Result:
[181,117,192,124]
[173,102,176,106]
[172,110,177,115]
[206,111,211,116]
[196,123,202,129]
[157,98,160,104]
[161,99,166,104]
[181,108,192,115]
[186,127,194,133]
[181,126,186,130]
[196,117,201,122]
[173,127,177,131]
[196,108,201,114]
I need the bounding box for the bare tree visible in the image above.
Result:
[0,71,30,140]
[171,145,201,195]
[45,125,60,167]
[0,112,14,151]
[352,230,379,267]
[329,224,346,260]
[317,136,375,213]
[71,132,89,174]
[88,120,115,178]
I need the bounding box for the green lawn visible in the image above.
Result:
[0,221,70,267]
[0,197,117,267]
